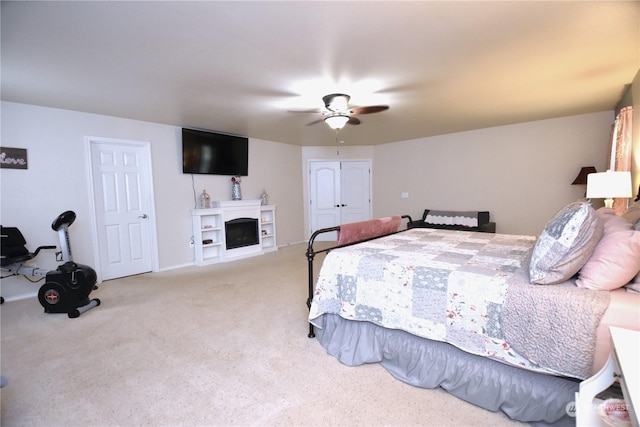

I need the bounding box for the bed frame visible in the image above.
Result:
[305,217,579,424]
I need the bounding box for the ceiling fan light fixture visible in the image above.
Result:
[324,114,349,130]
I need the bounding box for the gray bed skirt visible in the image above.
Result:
[314,314,578,424]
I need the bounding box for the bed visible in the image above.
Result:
[305,202,640,424]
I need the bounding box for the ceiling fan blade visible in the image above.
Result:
[297,94,387,127]
[349,105,389,115]
[306,118,325,126]
[289,108,322,113]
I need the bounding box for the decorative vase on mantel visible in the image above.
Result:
[199,189,211,209]
[231,176,242,200]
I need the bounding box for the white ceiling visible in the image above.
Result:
[1,1,638,147]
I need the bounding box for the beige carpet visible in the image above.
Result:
[1,243,525,426]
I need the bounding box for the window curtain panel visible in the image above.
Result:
[607,106,633,215]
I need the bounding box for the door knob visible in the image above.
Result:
[139,213,148,219]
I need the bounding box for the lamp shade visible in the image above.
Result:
[324,114,349,130]
[586,171,632,199]
[571,166,597,185]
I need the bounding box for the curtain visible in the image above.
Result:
[607,106,633,214]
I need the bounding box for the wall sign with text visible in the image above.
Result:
[0,147,28,169]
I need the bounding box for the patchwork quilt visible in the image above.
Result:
[308,228,607,378]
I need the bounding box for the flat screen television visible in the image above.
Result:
[182,128,249,176]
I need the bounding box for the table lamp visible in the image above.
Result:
[586,170,632,208]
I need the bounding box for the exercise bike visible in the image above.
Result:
[1,211,100,318]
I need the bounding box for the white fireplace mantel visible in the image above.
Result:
[213,199,261,209]
[212,199,260,219]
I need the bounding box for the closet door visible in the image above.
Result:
[340,161,371,224]
[309,161,341,241]
[309,160,371,241]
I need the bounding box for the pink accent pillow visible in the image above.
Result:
[622,201,640,224]
[576,228,640,291]
[596,208,633,233]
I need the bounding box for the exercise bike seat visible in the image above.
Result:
[51,210,75,231]
[0,226,55,267]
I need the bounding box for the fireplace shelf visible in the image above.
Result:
[191,202,277,266]
[191,208,225,265]
[260,205,277,252]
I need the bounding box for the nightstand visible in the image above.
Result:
[575,327,639,426]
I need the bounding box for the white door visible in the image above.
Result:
[340,161,371,224]
[89,139,155,280]
[309,160,371,241]
[310,161,341,241]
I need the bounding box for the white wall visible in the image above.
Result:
[372,111,614,235]
[301,115,613,238]
[0,102,304,281]
[244,138,304,246]
[1,101,616,288]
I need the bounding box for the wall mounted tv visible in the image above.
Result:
[182,128,249,176]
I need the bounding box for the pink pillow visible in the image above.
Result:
[596,208,633,233]
[576,229,640,290]
[622,201,640,224]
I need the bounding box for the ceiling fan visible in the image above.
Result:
[295,93,389,130]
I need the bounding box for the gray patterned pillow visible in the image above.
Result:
[529,201,603,285]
